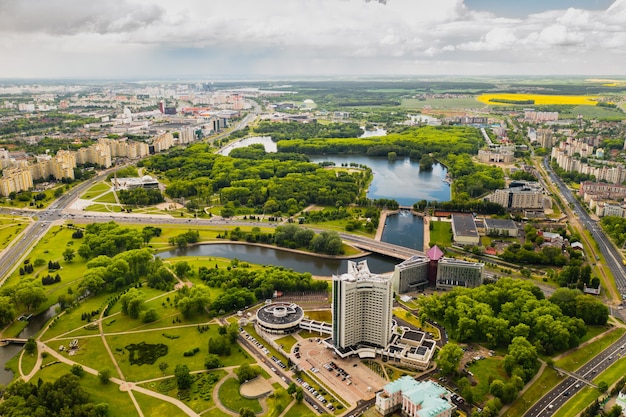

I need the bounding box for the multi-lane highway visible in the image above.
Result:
[525,332,626,416]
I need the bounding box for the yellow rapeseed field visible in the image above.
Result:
[477,93,598,106]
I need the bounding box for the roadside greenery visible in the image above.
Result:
[418,278,600,355]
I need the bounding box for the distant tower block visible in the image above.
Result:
[158,101,165,113]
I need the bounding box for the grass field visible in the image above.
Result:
[0,216,28,250]
[401,97,483,109]
[275,334,298,353]
[562,105,626,120]
[305,310,331,322]
[283,402,317,417]
[468,357,508,403]
[477,93,599,106]
[502,367,563,417]
[266,388,293,417]
[429,221,452,247]
[555,327,625,371]
[218,377,262,413]
[94,191,118,204]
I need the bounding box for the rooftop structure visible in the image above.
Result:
[376,376,455,417]
[111,175,159,190]
[451,214,480,245]
[256,302,304,335]
[484,218,518,237]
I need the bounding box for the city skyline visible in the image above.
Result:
[1,0,625,79]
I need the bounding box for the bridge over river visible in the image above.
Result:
[339,233,424,260]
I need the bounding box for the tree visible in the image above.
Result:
[239,408,256,417]
[98,368,111,384]
[287,382,297,395]
[504,337,539,382]
[489,380,504,398]
[120,288,146,319]
[174,261,191,278]
[436,343,464,375]
[597,381,608,393]
[24,337,37,355]
[235,364,258,384]
[204,355,222,369]
[63,248,76,262]
[142,308,158,323]
[175,364,193,390]
[71,364,85,377]
[159,362,169,375]
[295,387,304,403]
[0,297,15,327]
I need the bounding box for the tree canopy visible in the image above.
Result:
[419,278,587,354]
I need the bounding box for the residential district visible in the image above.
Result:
[1,80,626,417]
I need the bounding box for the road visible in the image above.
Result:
[524,332,626,417]
[541,157,626,303]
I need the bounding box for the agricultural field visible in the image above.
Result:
[401,97,484,110]
[477,93,599,106]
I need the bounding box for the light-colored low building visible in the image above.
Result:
[484,218,518,237]
[112,175,159,190]
[451,214,480,245]
[376,376,456,417]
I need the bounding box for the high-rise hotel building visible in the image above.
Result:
[332,260,393,351]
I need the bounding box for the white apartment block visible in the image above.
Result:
[332,260,393,351]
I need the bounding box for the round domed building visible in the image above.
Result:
[256,302,304,335]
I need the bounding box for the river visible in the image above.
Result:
[0,304,58,385]
[158,244,398,276]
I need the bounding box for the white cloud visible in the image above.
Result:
[0,0,625,77]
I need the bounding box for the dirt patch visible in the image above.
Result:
[240,376,273,399]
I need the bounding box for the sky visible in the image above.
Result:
[0,0,625,79]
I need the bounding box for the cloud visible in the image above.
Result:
[0,0,625,77]
[0,0,163,35]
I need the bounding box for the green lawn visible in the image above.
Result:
[35,362,139,416]
[429,221,452,247]
[552,386,598,417]
[20,349,38,376]
[401,97,483,109]
[0,216,29,250]
[266,387,293,417]
[468,357,509,403]
[555,328,626,371]
[217,377,262,413]
[133,390,192,417]
[283,402,317,417]
[275,334,298,353]
[502,367,563,417]
[392,308,440,339]
[305,310,331,322]
[579,325,612,344]
[94,191,118,204]
[105,325,253,381]
[82,182,112,197]
[46,336,118,377]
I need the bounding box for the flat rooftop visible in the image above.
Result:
[451,214,479,237]
[484,218,517,229]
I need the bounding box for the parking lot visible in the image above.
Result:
[294,337,387,405]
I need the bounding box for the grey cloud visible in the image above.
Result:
[0,0,164,35]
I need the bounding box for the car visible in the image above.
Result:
[563,391,570,397]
